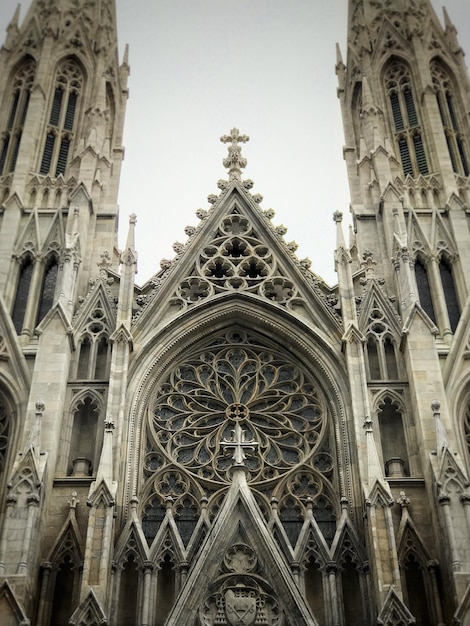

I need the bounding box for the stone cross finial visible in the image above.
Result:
[220,127,249,181]
[221,421,258,466]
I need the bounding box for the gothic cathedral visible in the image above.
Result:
[0,0,469,624]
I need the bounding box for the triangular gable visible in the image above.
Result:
[372,16,412,64]
[401,301,438,338]
[114,519,149,565]
[72,281,117,336]
[13,208,41,257]
[45,513,83,565]
[133,181,341,335]
[376,586,415,625]
[0,580,30,625]
[357,279,402,335]
[69,589,107,626]
[406,207,431,257]
[40,208,66,256]
[330,506,367,565]
[165,467,317,625]
[435,447,469,495]
[36,300,74,342]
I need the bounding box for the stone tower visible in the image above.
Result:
[0,1,469,625]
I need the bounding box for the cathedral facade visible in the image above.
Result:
[0,0,469,624]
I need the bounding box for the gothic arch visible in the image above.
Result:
[381,55,430,178]
[64,389,105,477]
[0,55,36,177]
[39,55,86,178]
[123,298,353,521]
[372,390,411,477]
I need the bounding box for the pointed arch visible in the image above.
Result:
[41,518,83,626]
[373,392,410,477]
[39,57,84,178]
[36,252,59,325]
[431,57,469,177]
[11,253,34,333]
[66,391,104,476]
[383,57,429,178]
[0,56,36,176]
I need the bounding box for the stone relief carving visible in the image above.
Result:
[147,330,326,488]
[171,211,304,310]
[200,543,282,626]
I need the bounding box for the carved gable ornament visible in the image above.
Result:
[200,543,281,626]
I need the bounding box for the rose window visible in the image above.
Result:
[147,330,327,486]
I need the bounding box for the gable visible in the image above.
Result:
[133,181,341,337]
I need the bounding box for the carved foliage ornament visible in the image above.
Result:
[147,330,327,488]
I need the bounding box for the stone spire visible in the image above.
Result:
[220,127,249,181]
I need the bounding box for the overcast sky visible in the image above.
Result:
[0,1,469,286]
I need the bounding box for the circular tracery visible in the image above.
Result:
[148,330,327,486]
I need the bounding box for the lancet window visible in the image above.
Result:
[11,255,34,334]
[75,308,110,380]
[40,59,82,177]
[364,309,399,381]
[11,251,59,335]
[431,60,469,176]
[384,60,429,178]
[414,253,460,334]
[0,58,35,176]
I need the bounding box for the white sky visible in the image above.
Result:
[0,1,469,286]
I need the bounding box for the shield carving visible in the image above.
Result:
[224,587,258,626]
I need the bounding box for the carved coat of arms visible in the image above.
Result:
[224,587,258,626]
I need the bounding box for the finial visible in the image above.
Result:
[220,127,249,181]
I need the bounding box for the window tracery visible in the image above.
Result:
[172,212,303,309]
[385,60,429,178]
[75,307,110,380]
[364,308,399,380]
[0,58,35,176]
[40,59,82,178]
[143,330,337,548]
[431,60,469,176]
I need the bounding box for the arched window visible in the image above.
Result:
[36,255,59,325]
[414,258,436,323]
[431,60,469,176]
[0,58,35,175]
[365,309,400,380]
[40,59,82,177]
[385,60,429,177]
[11,256,34,333]
[340,553,367,625]
[378,396,409,477]
[75,308,110,380]
[439,256,460,332]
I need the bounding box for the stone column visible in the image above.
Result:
[427,560,445,626]
[438,494,460,571]
[326,561,340,626]
[141,561,154,626]
[35,561,52,626]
